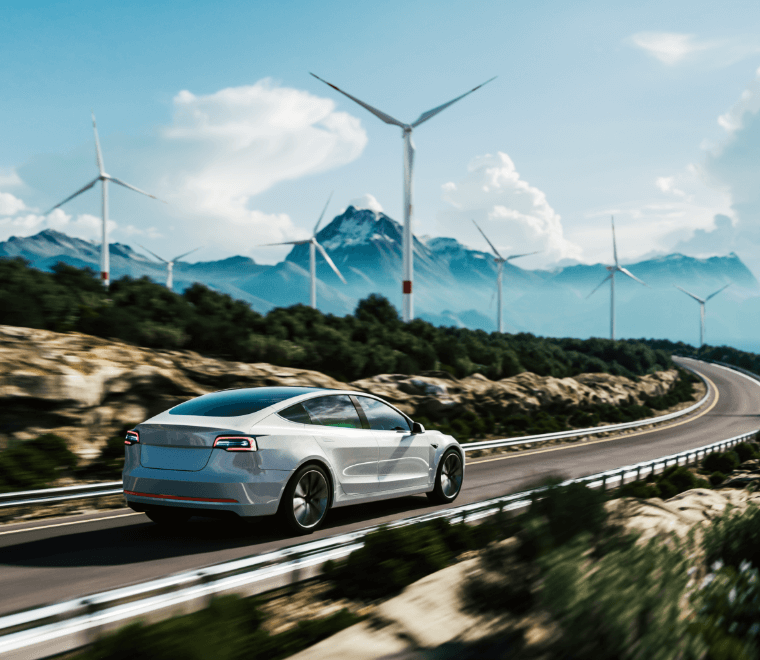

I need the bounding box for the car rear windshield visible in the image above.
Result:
[169,387,322,417]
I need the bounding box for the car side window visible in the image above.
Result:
[301,395,363,429]
[278,402,314,424]
[356,397,411,432]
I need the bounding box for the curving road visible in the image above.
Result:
[1,358,759,617]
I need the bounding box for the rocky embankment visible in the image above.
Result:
[0,325,686,458]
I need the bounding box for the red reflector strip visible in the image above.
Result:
[124,490,238,503]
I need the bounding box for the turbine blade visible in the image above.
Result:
[92,112,105,175]
[411,76,497,128]
[619,267,648,287]
[587,273,613,299]
[706,283,731,301]
[309,73,405,127]
[472,219,503,260]
[259,240,307,247]
[506,250,540,261]
[611,215,619,267]
[314,240,347,284]
[45,177,99,214]
[313,191,333,235]
[109,177,165,202]
[674,285,703,303]
[172,247,201,262]
[138,244,168,263]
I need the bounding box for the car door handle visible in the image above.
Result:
[430,443,439,448]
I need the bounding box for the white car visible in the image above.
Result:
[123,387,464,534]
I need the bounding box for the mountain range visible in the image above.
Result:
[2,206,758,351]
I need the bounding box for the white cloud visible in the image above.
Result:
[629,32,715,65]
[159,79,367,247]
[0,169,22,188]
[347,194,383,214]
[0,192,27,215]
[717,67,760,133]
[438,152,581,265]
[655,176,687,198]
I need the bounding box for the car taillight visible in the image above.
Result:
[125,430,140,445]
[213,436,258,452]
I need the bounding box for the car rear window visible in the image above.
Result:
[169,387,321,417]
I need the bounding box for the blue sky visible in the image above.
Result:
[2,0,760,273]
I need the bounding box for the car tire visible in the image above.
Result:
[426,449,464,504]
[279,464,332,535]
[145,507,192,526]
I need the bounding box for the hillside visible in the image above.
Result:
[0,325,690,460]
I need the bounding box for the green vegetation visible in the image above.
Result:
[323,518,497,600]
[0,258,674,383]
[72,594,363,660]
[703,504,760,572]
[0,434,77,493]
[618,465,710,500]
[0,431,130,493]
[418,368,697,442]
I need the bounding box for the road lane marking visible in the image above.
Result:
[469,371,720,466]
[0,512,141,536]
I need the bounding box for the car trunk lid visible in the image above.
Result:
[137,424,232,472]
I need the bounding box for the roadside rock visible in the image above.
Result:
[0,324,684,460]
[0,325,347,458]
[350,368,680,418]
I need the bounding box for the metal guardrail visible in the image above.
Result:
[1,424,757,660]
[0,361,711,509]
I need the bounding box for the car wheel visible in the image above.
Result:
[427,449,464,504]
[280,464,331,535]
[145,507,192,526]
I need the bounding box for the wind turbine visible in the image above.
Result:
[472,220,538,333]
[310,72,496,322]
[587,216,648,340]
[674,283,730,347]
[139,245,200,291]
[45,113,164,288]
[261,194,346,309]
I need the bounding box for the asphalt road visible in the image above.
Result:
[1,358,758,617]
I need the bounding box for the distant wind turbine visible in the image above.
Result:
[45,113,165,288]
[139,245,201,291]
[674,283,730,347]
[587,216,648,340]
[472,220,538,333]
[310,72,496,323]
[261,193,346,309]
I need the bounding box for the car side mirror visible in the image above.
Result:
[412,422,425,434]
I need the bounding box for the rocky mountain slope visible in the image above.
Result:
[2,212,757,349]
[0,325,684,459]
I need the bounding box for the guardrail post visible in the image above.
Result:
[636,466,641,481]
[601,475,607,492]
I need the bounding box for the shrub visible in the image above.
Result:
[703,451,740,475]
[703,505,760,571]
[615,466,708,501]
[539,539,706,660]
[0,434,78,493]
[734,442,760,463]
[618,480,660,499]
[516,480,608,561]
[324,517,499,601]
[710,471,727,487]
[73,594,362,660]
[691,562,760,660]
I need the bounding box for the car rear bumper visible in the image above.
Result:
[122,465,292,517]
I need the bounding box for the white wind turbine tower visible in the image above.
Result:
[261,194,346,309]
[139,245,201,291]
[674,283,730,348]
[46,113,164,288]
[587,216,648,340]
[310,73,496,322]
[472,219,538,333]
